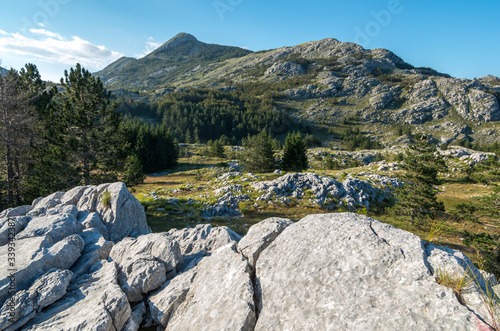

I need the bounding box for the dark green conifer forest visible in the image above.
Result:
[0,63,179,209]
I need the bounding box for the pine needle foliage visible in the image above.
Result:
[391,134,445,223]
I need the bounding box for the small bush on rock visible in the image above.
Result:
[100,190,112,209]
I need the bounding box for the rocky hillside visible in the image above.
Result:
[0,183,499,330]
[95,33,251,89]
[96,33,500,144]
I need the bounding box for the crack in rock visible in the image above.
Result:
[369,220,390,246]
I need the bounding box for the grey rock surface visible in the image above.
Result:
[255,213,479,330]
[110,233,182,275]
[24,260,131,331]
[425,243,496,327]
[16,205,81,242]
[165,244,256,331]
[265,61,306,78]
[237,217,293,270]
[70,229,113,279]
[0,269,72,330]
[96,182,151,241]
[252,172,398,211]
[122,302,146,331]
[148,267,198,327]
[0,216,30,246]
[0,234,84,306]
[167,224,241,255]
[0,205,31,218]
[77,211,109,240]
[60,185,91,206]
[109,233,182,302]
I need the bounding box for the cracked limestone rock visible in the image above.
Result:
[162,243,256,331]
[237,217,293,270]
[255,213,480,330]
[0,234,84,307]
[96,182,151,242]
[167,224,241,255]
[23,260,131,331]
[109,233,182,302]
[0,269,72,331]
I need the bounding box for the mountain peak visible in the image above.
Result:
[159,32,199,51]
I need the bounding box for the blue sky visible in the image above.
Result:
[0,0,498,82]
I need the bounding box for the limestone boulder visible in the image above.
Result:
[0,234,84,306]
[0,269,72,330]
[0,216,30,246]
[167,224,241,255]
[162,244,256,331]
[16,205,81,242]
[255,213,480,330]
[0,205,31,218]
[122,302,146,331]
[237,217,293,270]
[70,229,113,280]
[148,267,197,327]
[109,233,182,302]
[96,182,151,241]
[23,260,131,331]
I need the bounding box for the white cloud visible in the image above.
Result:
[0,30,8,36]
[0,30,123,72]
[136,37,162,58]
[29,28,63,40]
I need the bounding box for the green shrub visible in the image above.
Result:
[100,190,112,209]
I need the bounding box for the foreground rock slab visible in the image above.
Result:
[0,235,84,307]
[237,217,293,270]
[255,213,479,330]
[24,260,131,331]
[109,233,182,302]
[154,244,256,330]
[0,269,72,330]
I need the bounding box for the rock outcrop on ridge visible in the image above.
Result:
[0,183,497,330]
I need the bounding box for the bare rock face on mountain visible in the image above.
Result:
[265,61,306,79]
[95,33,500,145]
[436,78,500,122]
[254,213,484,330]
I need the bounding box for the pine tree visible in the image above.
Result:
[123,154,144,187]
[58,64,123,184]
[21,65,78,200]
[390,134,446,223]
[0,64,53,206]
[211,140,226,158]
[282,132,308,172]
[240,132,276,173]
[0,69,28,205]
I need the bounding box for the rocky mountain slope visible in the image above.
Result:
[0,67,7,77]
[95,33,251,89]
[0,182,499,330]
[96,33,500,144]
